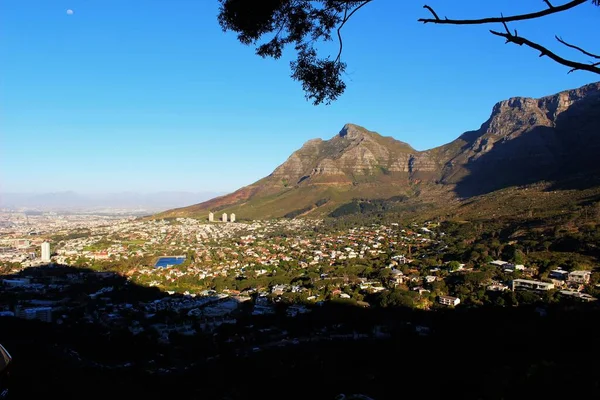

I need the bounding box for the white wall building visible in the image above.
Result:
[208,212,214,222]
[438,295,460,306]
[568,271,591,284]
[41,242,51,262]
[230,213,236,223]
[512,279,555,291]
[222,213,227,222]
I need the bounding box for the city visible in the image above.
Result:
[2,1,599,399]
[2,209,597,325]
[1,209,599,398]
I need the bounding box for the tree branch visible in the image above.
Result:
[490,28,600,74]
[543,0,555,8]
[335,0,371,63]
[422,5,440,21]
[419,0,586,25]
[335,4,349,63]
[568,61,600,74]
[555,35,600,59]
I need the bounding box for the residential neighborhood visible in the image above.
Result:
[2,211,598,334]
[1,210,599,398]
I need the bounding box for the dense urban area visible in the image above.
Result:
[1,210,599,399]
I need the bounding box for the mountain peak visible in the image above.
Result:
[338,123,371,139]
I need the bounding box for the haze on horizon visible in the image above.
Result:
[0,190,226,212]
[1,0,597,195]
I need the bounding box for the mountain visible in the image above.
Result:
[160,82,600,220]
[0,191,224,212]
[437,81,600,196]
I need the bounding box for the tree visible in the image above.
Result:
[419,1,600,76]
[217,0,599,105]
[448,260,462,272]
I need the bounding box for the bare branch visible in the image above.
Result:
[422,5,440,21]
[419,0,586,25]
[543,0,555,8]
[556,35,600,59]
[569,61,600,74]
[334,0,372,63]
[490,29,600,74]
[335,4,349,63]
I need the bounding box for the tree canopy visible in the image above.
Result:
[218,0,600,105]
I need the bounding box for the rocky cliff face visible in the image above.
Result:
[269,123,437,186]
[438,82,600,196]
[161,81,600,219]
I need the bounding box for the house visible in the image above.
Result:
[2,278,30,288]
[412,286,430,295]
[487,282,509,292]
[438,295,460,306]
[512,279,554,291]
[549,269,569,281]
[502,263,525,272]
[389,270,404,286]
[559,290,597,302]
[91,251,110,260]
[490,260,509,267]
[14,306,52,323]
[271,284,287,295]
[568,271,591,284]
[391,255,408,265]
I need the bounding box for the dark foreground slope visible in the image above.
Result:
[1,265,600,400]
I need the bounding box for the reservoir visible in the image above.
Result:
[155,256,186,268]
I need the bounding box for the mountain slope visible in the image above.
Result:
[160,82,600,220]
[437,82,600,196]
[161,123,445,219]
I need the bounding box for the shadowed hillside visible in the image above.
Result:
[445,82,600,197]
[1,264,600,399]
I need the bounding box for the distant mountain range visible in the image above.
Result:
[0,191,224,212]
[158,81,600,221]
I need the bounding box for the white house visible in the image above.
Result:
[512,279,554,291]
[568,271,591,284]
[438,295,460,306]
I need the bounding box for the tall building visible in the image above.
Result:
[222,213,228,222]
[208,212,214,222]
[41,242,51,262]
[230,213,236,223]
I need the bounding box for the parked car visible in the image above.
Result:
[0,344,11,398]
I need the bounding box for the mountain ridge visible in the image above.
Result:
[160,81,600,220]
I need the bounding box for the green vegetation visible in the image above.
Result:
[284,206,313,219]
[122,239,145,246]
[329,196,410,218]
[83,239,114,252]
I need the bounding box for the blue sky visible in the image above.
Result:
[1,0,597,194]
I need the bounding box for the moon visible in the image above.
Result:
[66,9,74,15]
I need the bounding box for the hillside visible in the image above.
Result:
[159,82,600,220]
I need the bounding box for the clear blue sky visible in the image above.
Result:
[1,0,597,194]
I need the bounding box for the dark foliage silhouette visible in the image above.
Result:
[217,0,599,105]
